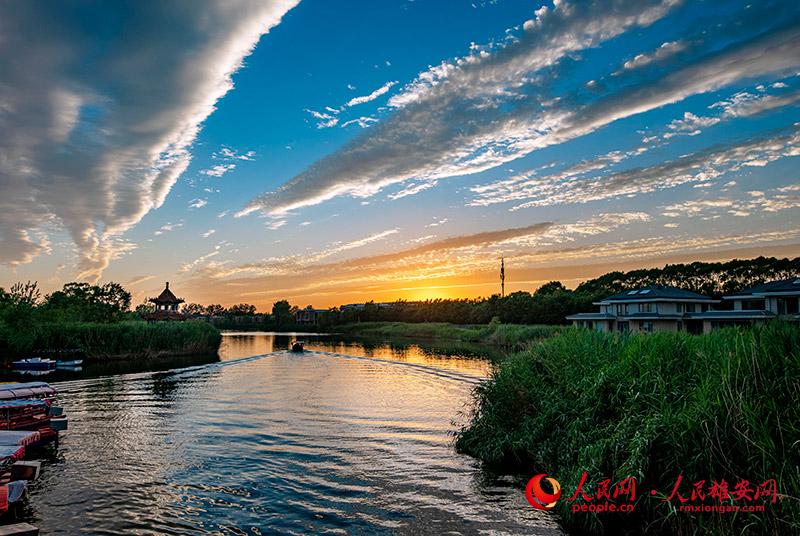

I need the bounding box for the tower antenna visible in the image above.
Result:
[500,257,505,298]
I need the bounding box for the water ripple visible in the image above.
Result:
[20,339,560,535]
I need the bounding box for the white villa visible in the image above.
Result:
[567,278,800,334]
[566,284,716,334]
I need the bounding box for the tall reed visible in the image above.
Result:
[455,321,800,535]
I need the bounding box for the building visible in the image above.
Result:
[566,284,717,334]
[687,277,800,331]
[144,282,186,321]
[295,306,329,325]
[567,278,800,334]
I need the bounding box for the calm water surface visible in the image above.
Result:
[19,333,561,535]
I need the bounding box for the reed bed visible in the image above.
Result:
[455,321,800,535]
[1,320,221,360]
[332,321,562,348]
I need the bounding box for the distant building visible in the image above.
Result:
[144,282,186,321]
[687,277,800,331]
[567,278,800,334]
[566,285,716,334]
[295,306,329,325]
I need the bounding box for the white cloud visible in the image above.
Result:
[305,108,339,129]
[341,116,378,128]
[620,40,687,72]
[213,146,255,160]
[201,229,216,238]
[345,81,398,107]
[189,198,208,209]
[154,221,184,236]
[201,163,236,177]
[240,1,800,218]
[389,181,438,200]
[0,0,298,279]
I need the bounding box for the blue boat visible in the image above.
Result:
[12,358,56,372]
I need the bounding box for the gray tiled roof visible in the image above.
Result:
[728,277,800,297]
[601,285,713,302]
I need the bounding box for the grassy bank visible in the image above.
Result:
[0,320,222,361]
[331,321,562,348]
[455,321,799,535]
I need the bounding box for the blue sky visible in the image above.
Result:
[1,0,799,308]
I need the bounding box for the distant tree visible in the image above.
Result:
[205,304,226,316]
[272,300,293,325]
[135,303,155,317]
[8,281,41,307]
[43,281,131,322]
[534,281,567,295]
[228,303,257,315]
[183,303,206,316]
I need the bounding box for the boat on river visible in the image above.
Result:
[55,359,83,368]
[12,358,56,372]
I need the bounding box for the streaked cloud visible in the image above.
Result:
[471,126,800,209]
[0,0,298,279]
[240,1,800,220]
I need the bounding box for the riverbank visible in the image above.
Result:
[330,321,562,349]
[455,320,799,535]
[0,320,222,361]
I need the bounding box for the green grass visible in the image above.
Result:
[455,321,800,535]
[0,320,221,360]
[331,321,562,348]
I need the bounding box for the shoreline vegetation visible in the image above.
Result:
[0,281,222,361]
[7,320,222,361]
[455,320,800,535]
[331,320,562,349]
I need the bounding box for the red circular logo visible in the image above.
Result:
[526,474,562,510]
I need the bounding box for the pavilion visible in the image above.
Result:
[144,282,186,321]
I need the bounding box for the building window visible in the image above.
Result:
[777,297,799,315]
[617,321,629,333]
[638,303,653,313]
[742,299,765,310]
[641,321,654,333]
[684,303,696,313]
[677,303,683,313]
[594,321,605,332]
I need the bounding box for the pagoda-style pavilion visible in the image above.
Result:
[144,282,186,321]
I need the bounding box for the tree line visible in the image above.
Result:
[1,256,797,329]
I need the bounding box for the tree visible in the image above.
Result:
[183,303,206,316]
[205,304,226,316]
[43,281,131,322]
[535,281,567,295]
[135,302,155,317]
[272,300,293,325]
[228,303,257,315]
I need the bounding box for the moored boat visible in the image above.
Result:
[12,358,56,372]
[55,359,83,368]
[291,341,305,352]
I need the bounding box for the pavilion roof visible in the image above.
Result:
[149,282,185,304]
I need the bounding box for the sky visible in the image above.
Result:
[1,0,799,310]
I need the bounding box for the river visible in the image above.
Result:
[16,332,562,535]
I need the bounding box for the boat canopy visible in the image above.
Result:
[0,445,25,463]
[0,399,49,410]
[0,430,40,446]
[0,382,57,400]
